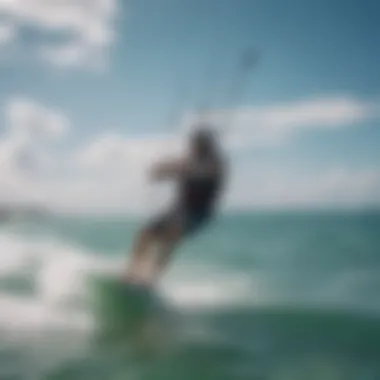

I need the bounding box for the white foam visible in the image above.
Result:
[0,234,39,274]
[0,295,90,333]
[160,263,261,310]
[0,231,117,337]
[0,230,262,338]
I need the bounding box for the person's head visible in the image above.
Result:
[189,126,217,159]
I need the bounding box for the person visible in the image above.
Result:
[125,125,226,287]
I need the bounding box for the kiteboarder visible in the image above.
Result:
[125,125,226,286]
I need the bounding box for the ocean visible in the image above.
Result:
[0,211,379,379]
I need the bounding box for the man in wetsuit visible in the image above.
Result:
[125,126,226,286]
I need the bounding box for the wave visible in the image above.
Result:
[0,228,380,380]
[0,230,257,336]
[1,228,380,332]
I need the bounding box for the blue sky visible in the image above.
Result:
[0,0,379,213]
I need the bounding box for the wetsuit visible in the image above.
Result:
[148,156,223,237]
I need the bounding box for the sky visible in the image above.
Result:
[0,0,379,214]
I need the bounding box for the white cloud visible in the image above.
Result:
[0,0,118,68]
[0,97,69,181]
[227,166,380,209]
[0,95,379,215]
[75,133,184,173]
[7,97,68,140]
[186,96,379,149]
[0,103,181,213]
[62,133,186,214]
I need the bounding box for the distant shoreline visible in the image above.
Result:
[0,205,51,223]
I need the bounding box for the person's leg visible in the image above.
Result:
[148,222,183,285]
[125,207,187,285]
[125,227,157,282]
[124,210,172,282]
[125,210,210,286]
[152,211,212,281]
[148,210,210,285]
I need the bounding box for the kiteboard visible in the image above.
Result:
[89,274,167,346]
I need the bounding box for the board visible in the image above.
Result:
[89,274,182,354]
[89,275,163,343]
[90,275,158,319]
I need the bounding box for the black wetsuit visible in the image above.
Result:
[148,156,223,237]
[178,166,221,217]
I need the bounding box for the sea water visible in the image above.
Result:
[0,211,379,379]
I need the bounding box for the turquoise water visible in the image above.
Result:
[0,211,379,379]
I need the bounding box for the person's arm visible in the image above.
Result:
[150,158,189,181]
